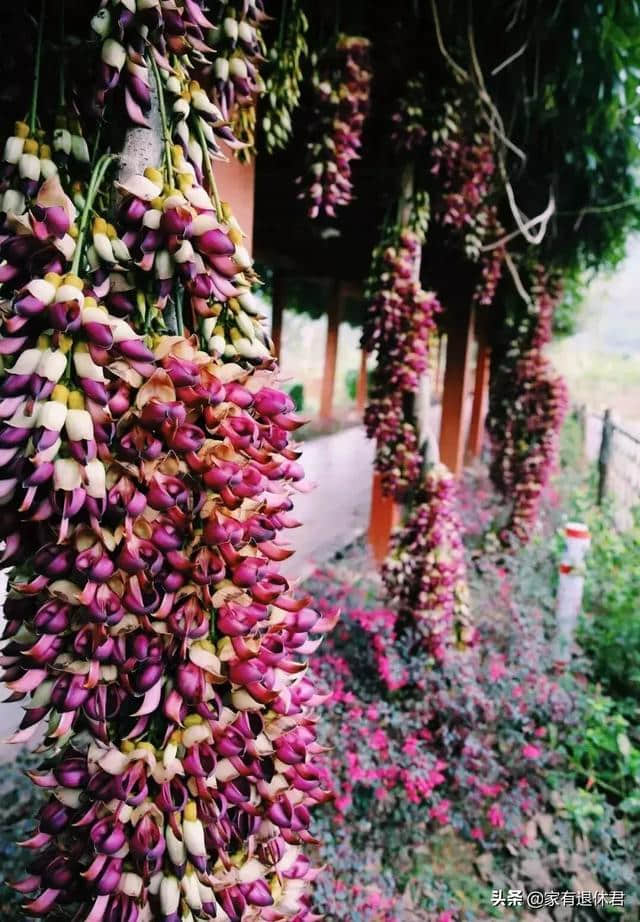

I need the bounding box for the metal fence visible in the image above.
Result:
[582,408,640,531]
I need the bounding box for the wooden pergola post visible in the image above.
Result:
[466,315,491,461]
[439,299,475,476]
[319,280,343,421]
[368,473,401,565]
[271,271,285,359]
[356,349,368,412]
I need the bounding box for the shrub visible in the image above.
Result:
[578,508,640,705]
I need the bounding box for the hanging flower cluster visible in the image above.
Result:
[0,8,336,922]
[92,0,218,126]
[202,0,268,160]
[431,99,505,306]
[488,267,568,541]
[473,206,505,306]
[262,0,309,154]
[1,115,92,235]
[362,228,440,498]
[391,76,427,154]
[382,464,473,659]
[297,35,372,220]
[91,0,262,159]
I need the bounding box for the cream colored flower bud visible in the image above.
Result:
[159,877,180,916]
[173,240,194,264]
[37,349,67,383]
[199,319,215,342]
[38,400,67,432]
[55,284,84,307]
[111,237,131,262]
[223,16,238,41]
[233,245,252,271]
[7,400,39,429]
[155,249,173,280]
[190,88,217,116]
[3,189,25,215]
[102,38,127,71]
[214,58,230,82]
[119,873,143,897]
[65,409,94,442]
[85,459,107,499]
[235,310,255,341]
[210,334,226,356]
[166,828,186,867]
[183,812,206,857]
[9,349,43,375]
[142,208,162,230]
[3,136,24,164]
[54,458,83,491]
[181,873,202,910]
[229,56,248,80]
[53,128,72,155]
[91,8,112,36]
[70,135,90,163]
[40,157,58,180]
[238,21,254,44]
[173,98,190,120]
[19,153,40,182]
[93,232,116,263]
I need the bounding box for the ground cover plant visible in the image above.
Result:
[301,420,640,920]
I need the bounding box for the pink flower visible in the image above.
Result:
[371,729,389,750]
[430,799,451,826]
[487,803,506,828]
[488,656,507,681]
[437,911,456,922]
[522,743,541,759]
[402,736,419,757]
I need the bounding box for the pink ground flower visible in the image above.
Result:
[522,743,542,759]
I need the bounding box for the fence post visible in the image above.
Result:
[554,522,591,662]
[597,408,613,505]
[577,403,588,466]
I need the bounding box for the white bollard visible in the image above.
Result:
[554,522,590,662]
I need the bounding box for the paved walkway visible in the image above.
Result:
[282,425,375,579]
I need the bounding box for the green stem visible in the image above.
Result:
[89,122,103,172]
[149,52,174,186]
[278,0,289,46]
[71,153,117,276]
[195,119,224,222]
[29,0,47,134]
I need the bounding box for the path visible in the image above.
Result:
[281,425,375,579]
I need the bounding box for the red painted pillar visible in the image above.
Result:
[356,348,368,413]
[439,299,475,476]
[466,320,491,460]
[271,272,285,360]
[319,281,342,422]
[213,156,256,251]
[368,473,401,565]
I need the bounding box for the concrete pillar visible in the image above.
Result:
[439,299,475,476]
[319,281,342,421]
